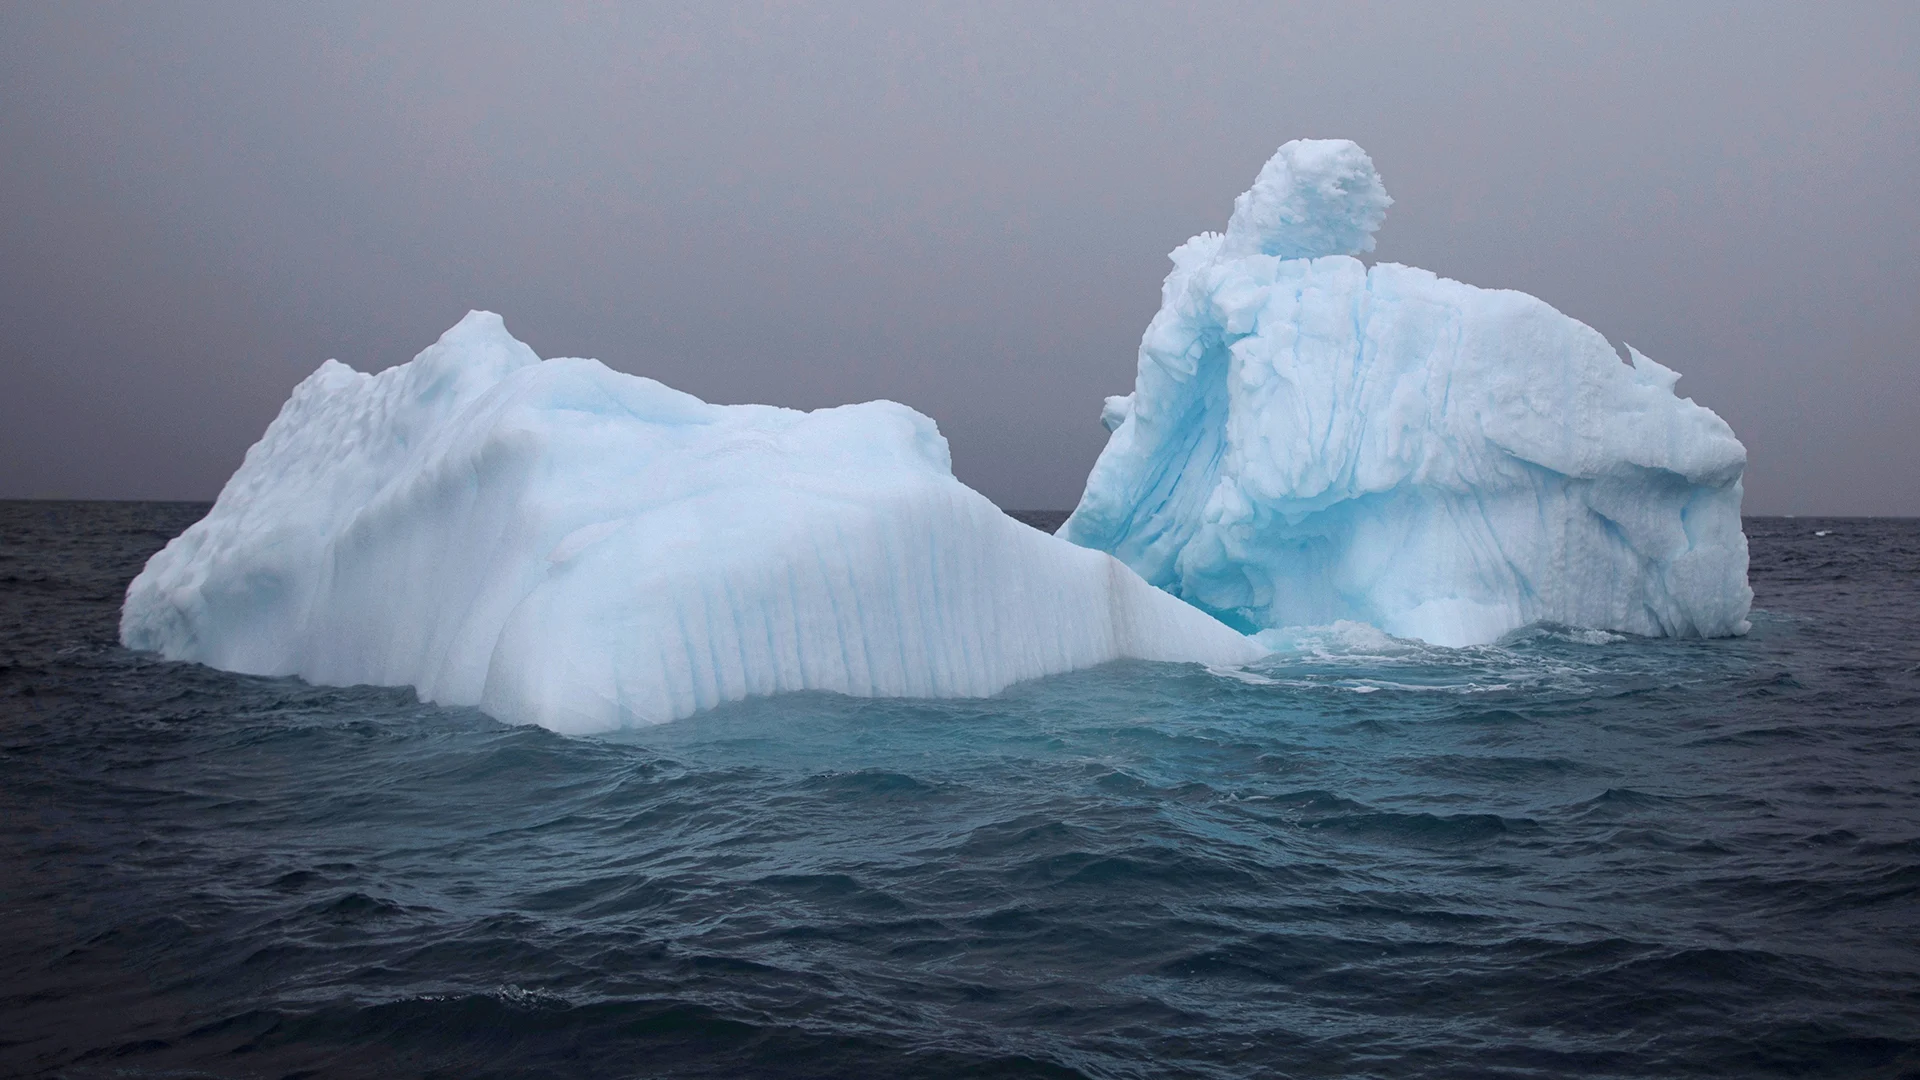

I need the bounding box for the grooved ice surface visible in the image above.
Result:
[121,313,1262,732]
[1061,139,1752,647]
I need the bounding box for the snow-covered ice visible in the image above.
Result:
[121,313,1262,732]
[1060,139,1751,647]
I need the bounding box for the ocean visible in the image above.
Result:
[2,501,1916,1079]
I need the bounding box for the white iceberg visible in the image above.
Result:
[121,313,1262,732]
[1060,139,1752,647]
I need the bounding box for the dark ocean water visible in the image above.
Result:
[2,502,1917,1080]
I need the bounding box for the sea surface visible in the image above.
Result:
[2,501,1917,1080]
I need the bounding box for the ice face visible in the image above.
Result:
[121,313,1263,732]
[1060,141,1752,647]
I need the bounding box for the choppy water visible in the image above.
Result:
[2,502,1917,1079]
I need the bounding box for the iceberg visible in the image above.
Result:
[1061,139,1752,647]
[121,313,1262,732]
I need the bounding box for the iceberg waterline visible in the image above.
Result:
[120,313,1261,732]
[1062,139,1751,647]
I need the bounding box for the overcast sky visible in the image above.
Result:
[2,2,1915,513]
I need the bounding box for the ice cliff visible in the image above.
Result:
[121,313,1261,732]
[1061,139,1751,646]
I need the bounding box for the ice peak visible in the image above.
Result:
[1220,139,1391,261]
[439,309,512,345]
[399,310,539,395]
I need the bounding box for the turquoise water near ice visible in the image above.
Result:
[3,503,1917,1078]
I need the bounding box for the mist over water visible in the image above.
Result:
[3,503,1917,1078]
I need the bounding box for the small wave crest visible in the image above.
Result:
[1208,619,1642,697]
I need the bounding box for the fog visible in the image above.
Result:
[3,2,1914,513]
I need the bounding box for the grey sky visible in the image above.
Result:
[2,1,1915,514]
